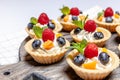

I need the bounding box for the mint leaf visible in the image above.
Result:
[97,10,104,18]
[67,39,87,54]
[72,15,88,29]
[30,17,38,25]
[33,26,43,38]
[60,6,70,15]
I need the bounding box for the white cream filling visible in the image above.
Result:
[77,30,96,42]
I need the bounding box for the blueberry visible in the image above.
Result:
[27,23,34,29]
[61,14,65,18]
[74,54,85,66]
[74,28,82,34]
[72,16,78,21]
[47,22,55,30]
[115,11,120,15]
[32,40,41,49]
[57,37,66,47]
[80,11,83,14]
[98,52,110,65]
[94,32,104,40]
[105,17,113,23]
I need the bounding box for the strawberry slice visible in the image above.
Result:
[84,43,98,59]
[84,20,96,32]
[104,7,113,17]
[38,13,49,25]
[42,28,55,42]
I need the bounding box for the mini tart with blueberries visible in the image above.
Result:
[26,13,62,38]
[116,26,120,36]
[58,6,88,31]
[24,28,70,64]
[94,7,120,32]
[70,20,111,47]
[66,40,119,80]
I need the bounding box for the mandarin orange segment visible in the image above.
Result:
[82,61,97,70]
[43,40,54,50]
[79,15,85,20]
[97,16,103,21]
[56,33,63,38]
[102,48,107,53]
[114,14,120,18]
[64,15,69,22]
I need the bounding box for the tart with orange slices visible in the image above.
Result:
[70,20,111,47]
[94,7,120,32]
[24,28,70,64]
[26,13,62,38]
[58,6,88,31]
[66,40,119,80]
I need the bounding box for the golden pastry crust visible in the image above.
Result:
[118,44,120,51]
[70,27,111,47]
[24,39,70,64]
[25,22,63,38]
[58,17,78,31]
[66,49,119,80]
[94,18,120,32]
[116,26,120,36]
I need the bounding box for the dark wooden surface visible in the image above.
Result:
[0,32,120,80]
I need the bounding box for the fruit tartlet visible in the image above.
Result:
[70,20,111,47]
[58,6,88,31]
[94,7,120,32]
[116,26,120,36]
[26,13,62,38]
[66,40,119,80]
[24,28,70,64]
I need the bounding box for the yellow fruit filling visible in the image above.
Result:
[43,40,54,50]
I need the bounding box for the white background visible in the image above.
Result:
[0,0,120,35]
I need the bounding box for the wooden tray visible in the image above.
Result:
[0,32,120,80]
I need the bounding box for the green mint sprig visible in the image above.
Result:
[97,10,104,19]
[33,26,48,38]
[60,6,70,15]
[67,39,87,54]
[72,15,88,29]
[30,17,38,25]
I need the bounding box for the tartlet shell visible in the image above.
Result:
[24,39,70,64]
[116,26,120,36]
[25,22,63,38]
[94,18,120,32]
[66,49,119,80]
[70,27,111,47]
[58,17,78,31]
[118,44,120,51]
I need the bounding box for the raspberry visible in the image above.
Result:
[104,7,113,17]
[70,7,80,16]
[84,20,96,32]
[38,13,49,25]
[42,28,55,42]
[84,43,98,59]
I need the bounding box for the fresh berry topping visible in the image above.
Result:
[32,40,41,49]
[47,22,55,30]
[104,7,113,17]
[57,37,66,47]
[115,11,120,15]
[74,54,85,66]
[70,7,80,16]
[61,14,65,18]
[98,52,110,65]
[84,43,98,59]
[38,13,49,25]
[94,32,104,40]
[80,11,83,14]
[42,28,55,42]
[72,16,78,21]
[27,23,34,29]
[105,17,113,23]
[74,27,82,34]
[84,20,96,32]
